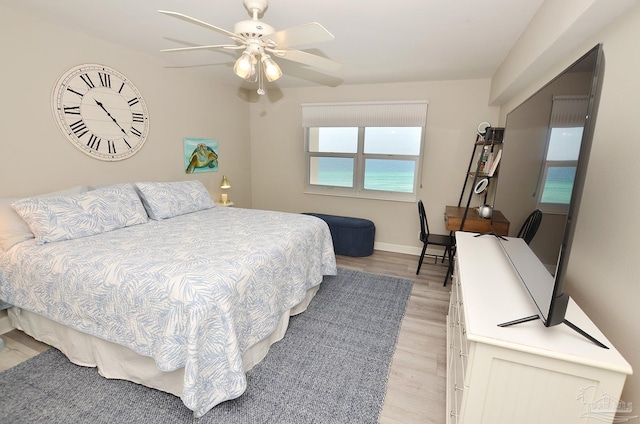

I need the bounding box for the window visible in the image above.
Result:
[302,101,428,201]
[537,96,588,213]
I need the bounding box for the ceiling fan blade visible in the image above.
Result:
[272,48,342,72]
[263,22,335,48]
[158,10,244,42]
[161,44,243,53]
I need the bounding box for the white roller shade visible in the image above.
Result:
[550,96,589,127]
[301,101,429,127]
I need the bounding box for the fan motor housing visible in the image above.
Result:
[234,19,275,38]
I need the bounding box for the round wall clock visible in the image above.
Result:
[52,64,150,161]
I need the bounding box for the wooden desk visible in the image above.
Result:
[445,205,510,236]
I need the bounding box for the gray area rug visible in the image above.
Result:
[0,268,412,424]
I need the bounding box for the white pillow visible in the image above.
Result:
[0,186,91,250]
[135,180,216,220]
[11,184,148,245]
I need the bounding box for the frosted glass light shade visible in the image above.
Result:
[261,55,282,82]
[233,52,254,79]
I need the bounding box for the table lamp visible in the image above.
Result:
[220,175,231,204]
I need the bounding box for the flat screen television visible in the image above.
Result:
[492,44,606,347]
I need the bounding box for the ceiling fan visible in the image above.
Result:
[159,0,341,95]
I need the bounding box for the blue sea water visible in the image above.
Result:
[541,167,576,204]
[315,158,415,193]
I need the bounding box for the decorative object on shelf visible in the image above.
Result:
[158,0,341,96]
[477,121,491,138]
[184,138,219,174]
[488,149,502,177]
[52,64,150,161]
[220,175,231,205]
[477,204,493,219]
[473,178,489,194]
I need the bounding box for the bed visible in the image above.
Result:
[0,181,336,417]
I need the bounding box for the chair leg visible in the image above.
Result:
[441,245,451,263]
[443,261,453,286]
[443,245,456,286]
[416,243,427,275]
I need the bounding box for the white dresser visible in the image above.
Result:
[447,231,632,424]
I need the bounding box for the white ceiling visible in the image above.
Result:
[5,0,546,90]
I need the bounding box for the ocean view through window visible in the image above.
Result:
[538,127,582,211]
[302,101,428,201]
[306,126,423,200]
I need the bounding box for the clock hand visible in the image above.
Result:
[94,99,128,136]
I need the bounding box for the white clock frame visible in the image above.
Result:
[52,63,150,161]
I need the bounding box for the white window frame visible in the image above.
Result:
[301,101,428,202]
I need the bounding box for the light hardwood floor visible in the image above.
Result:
[0,250,451,424]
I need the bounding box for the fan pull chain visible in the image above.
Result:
[257,60,265,95]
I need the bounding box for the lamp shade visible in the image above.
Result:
[261,55,282,82]
[233,52,254,79]
[220,175,231,189]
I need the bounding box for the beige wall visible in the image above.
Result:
[0,6,252,206]
[495,1,640,411]
[248,82,499,254]
[3,0,640,413]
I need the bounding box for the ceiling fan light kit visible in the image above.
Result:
[159,0,341,95]
[261,55,282,82]
[233,51,255,79]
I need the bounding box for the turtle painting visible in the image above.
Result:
[186,143,219,174]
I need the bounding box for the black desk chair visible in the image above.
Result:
[517,209,543,245]
[416,200,454,285]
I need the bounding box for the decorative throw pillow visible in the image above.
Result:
[135,180,216,220]
[11,184,148,245]
[0,185,91,250]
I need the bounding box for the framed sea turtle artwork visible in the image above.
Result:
[184,138,219,174]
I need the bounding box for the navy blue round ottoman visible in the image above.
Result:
[303,213,375,257]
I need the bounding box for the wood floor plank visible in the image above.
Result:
[0,250,450,424]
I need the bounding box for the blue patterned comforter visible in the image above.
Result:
[0,207,336,417]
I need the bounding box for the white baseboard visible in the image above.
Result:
[374,242,447,257]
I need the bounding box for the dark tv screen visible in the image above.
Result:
[494,44,604,327]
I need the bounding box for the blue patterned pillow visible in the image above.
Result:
[11,184,148,245]
[0,185,92,250]
[135,180,216,220]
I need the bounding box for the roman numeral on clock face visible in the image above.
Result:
[128,97,139,107]
[132,112,144,123]
[98,72,111,88]
[130,127,142,138]
[80,74,95,89]
[64,106,81,115]
[87,134,101,150]
[69,119,89,138]
[66,87,84,98]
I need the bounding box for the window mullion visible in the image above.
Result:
[354,127,365,192]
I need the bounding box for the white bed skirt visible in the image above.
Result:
[8,285,320,398]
